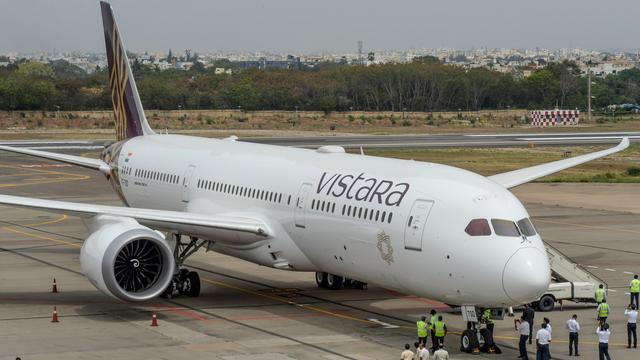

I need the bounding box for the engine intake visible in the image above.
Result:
[81,217,174,302]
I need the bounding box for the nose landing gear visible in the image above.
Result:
[459,306,502,354]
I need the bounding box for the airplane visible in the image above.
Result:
[0,1,630,353]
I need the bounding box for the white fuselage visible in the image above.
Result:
[111,134,550,307]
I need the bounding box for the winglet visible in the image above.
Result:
[100,1,155,141]
[489,137,630,189]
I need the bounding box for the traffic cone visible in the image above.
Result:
[52,278,58,293]
[150,312,158,327]
[51,306,59,323]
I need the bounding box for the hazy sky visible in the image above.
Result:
[1,0,638,53]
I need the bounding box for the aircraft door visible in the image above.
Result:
[181,165,196,202]
[404,199,434,251]
[294,183,312,228]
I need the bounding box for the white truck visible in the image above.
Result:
[533,242,606,312]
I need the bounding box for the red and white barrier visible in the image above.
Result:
[530,109,580,127]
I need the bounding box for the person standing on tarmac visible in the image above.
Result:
[400,343,414,360]
[597,300,611,323]
[536,322,551,360]
[626,303,638,348]
[428,309,438,352]
[565,314,580,356]
[483,308,495,336]
[596,323,612,360]
[416,342,429,360]
[516,316,530,359]
[595,284,607,305]
[432,343,450,360]
[416,316,428,347]
[543,318,553,359]
[434,315,448,349]
[630,275,640,308]
[523,304,536,345]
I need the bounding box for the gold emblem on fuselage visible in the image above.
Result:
[376,231,394,264]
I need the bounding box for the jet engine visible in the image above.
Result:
[80,217,174,302]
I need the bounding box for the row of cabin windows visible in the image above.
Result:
[120,166,132,176]
[342,203,393,224]
[196,178,292,205]
[311,199,336,214]
[135,168,180,184]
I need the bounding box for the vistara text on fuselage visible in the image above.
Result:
[102,134,551,307]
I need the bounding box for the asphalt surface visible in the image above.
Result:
[1,131,639,151]
[0,147,639,359]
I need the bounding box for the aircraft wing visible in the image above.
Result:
[488,137,629,189]
[0,194,270,239]
[0,145,111,174]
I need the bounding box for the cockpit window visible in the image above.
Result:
[491,219,521,237]
[517,218,537,237]
[465,219,492,236]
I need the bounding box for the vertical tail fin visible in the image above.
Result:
[100,1,155,141]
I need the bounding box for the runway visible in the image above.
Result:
[0,149,639,359]
[1,130,639,151]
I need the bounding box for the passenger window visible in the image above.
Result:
[375,210,380,221]
[287,195,291,205]
[388,212,393,223]
[491,219,521,237]
[517,218,537,237]
[311,199,316,209]
[332,203,336,213]
[358,207,363,218]
[342,204,346,215]
[465,219,492,236]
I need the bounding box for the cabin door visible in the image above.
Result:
[181,165,196,202]
[294,183,312,228]
[404,199,434,251]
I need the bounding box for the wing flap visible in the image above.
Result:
[0,145,111,173]
[489,137,630,188]
[0,194,270,241]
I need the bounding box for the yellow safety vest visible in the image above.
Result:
[630,279,640,293]
[483,309,494,324]
[429,314,437,330]
[598,303,610,317]
[417,321,428,337]
[435,321,446,337]
[595,288,605,303]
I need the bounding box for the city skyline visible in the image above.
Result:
[1,0,639,53]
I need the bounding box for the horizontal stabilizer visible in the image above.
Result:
[0,145,111,174]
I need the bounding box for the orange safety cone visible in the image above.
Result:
[52,278,58,293]
[150,312,158,327]
[51,306,59,323]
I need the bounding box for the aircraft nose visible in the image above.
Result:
[502,247,551,304]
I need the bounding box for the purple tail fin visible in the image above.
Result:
[100,2,154,141]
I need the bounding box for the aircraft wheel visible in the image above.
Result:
[315,272,328,288]
[326,273,343,290]
[185,271,201,297]
[460,329,479,353]
[160,280,174,298]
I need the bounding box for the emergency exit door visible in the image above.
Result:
[181,165,196,202]
[404,199,434,251]
[294,183,312,228]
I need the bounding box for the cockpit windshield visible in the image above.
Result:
[517,218,537,237]
[465,219,492,236]
[491,219,521,237]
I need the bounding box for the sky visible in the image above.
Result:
[1,0,639,54]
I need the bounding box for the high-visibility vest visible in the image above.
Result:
[595,288,605,303]
[630,279,640,293]
[435,321,446,337]
[417,321,428,337]
[598,303,610,318]
[429,314,437,330]
[483,309,494,324]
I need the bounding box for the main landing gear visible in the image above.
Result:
[162,234,207,298]
[315,272,367,290]
[459,306,502,354]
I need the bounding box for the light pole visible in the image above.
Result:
[587,60,592,122]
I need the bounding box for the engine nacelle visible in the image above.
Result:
[80,216,174,302]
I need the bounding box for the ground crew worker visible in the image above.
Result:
[565,314,580,356]
[543,317,552,359]
[535,322,551,360]
[630,275,640,308]
[523,304,535,345]
[483,308,495,336]
[416,316,428,346]
[429,309,438,352]
[595,284,606,305]
[597,299,610,323]
[596,323,612,360]
[516,316,530,360]
[434,315,447,349]
[626,304,638,348]
[400,343,414,360]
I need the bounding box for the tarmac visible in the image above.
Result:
[0,148,639,359]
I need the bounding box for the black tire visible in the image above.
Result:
[160,280,174,298]
[538,294,555,312]
[186,271,201,297]
[460,329,479,353]
[479,328,493,352]
[315,272,328,288]
[326,273,344,290]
